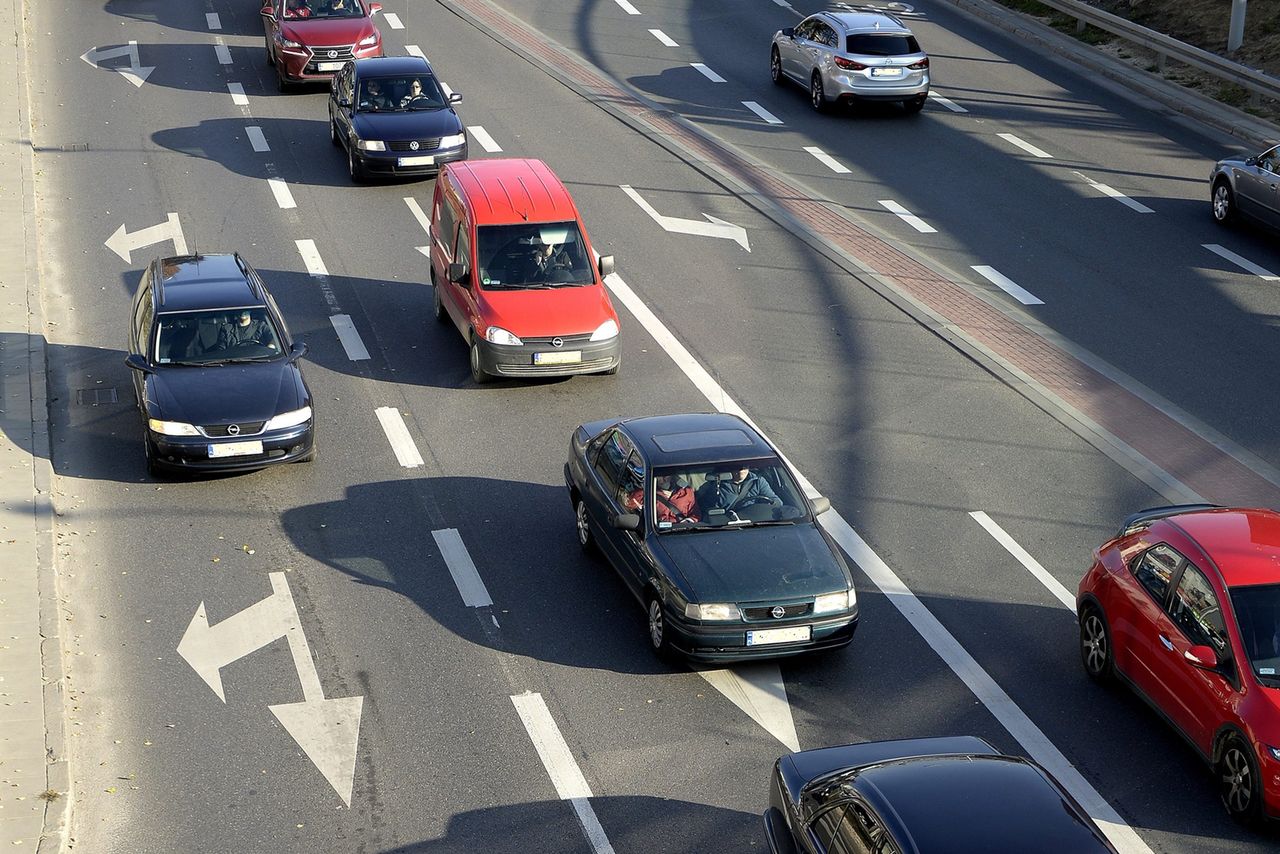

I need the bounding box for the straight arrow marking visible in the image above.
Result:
[80,41,153,87]
[620,185,750,251]
[697,664,799,751]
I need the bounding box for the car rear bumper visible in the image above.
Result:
[149,422,314,473]
[476,335,620,378]
[667,609,858,662]
[828,72,929,101]
[354,142,468,176]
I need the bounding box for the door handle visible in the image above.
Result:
[1159,634,1174,651]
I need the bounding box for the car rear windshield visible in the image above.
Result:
[846,34,921,56]
[154,308,283,365]
[476,221,594,289]
[645,460,809,532]
[1230,583,1280,686]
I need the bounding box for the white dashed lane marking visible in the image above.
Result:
[405,45,426,60]
[998,132,1053,159]
[1074,172,1154,213]
[375,407,424,468]
[742,101,782,125]
[383,12,404,28]
[328,314,370,361]
[690,62,726,83]
[267,178,297,210]
[928,91,967,112]
[612,0,641,14]
[803,146,850,174]
[227,82,248,106]
[431,529,494,608]
[206,12,221,30]
[468,125,502,153]
[969,512,1074,609]
[878,199,936,233]
[649,29,677,47]
[246,126,269,152]
[295,239,329,277]
[214,42,231,65]
[1203,243,1280,281]
[971,265,1044,305]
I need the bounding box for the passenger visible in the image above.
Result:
[362,79,392,111]
[654,475,699,523]
[217,310,277,351]
[283,0,312,19]
[327,0,352,12]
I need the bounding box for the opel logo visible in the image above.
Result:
[409,140,420,150]
[771,606,786,619]
[227,424,241,436]
[552,337,564,348]
[327,49,338,59]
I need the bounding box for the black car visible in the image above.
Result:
[564,412,857,661]
[1211,143,1280,231]
[124,253,315,476]
[764,737,1117,854]
[329,55,467,182]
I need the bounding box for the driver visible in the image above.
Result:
[217,310,277,351]
[701,464,782,514]
[400,78,429,108]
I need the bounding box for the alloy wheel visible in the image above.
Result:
[1219,740,1258,821]
[575,500,592,550]
[1081,611,1110,678]
[648,598,665,650]
[810,73,826,112]
[1212,183,1234,224]
[770,50,782,85]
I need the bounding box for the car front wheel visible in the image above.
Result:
[348,146,364,183]
[265,36,275,66]
[647,594,674,659]
[575,498,595,553]
[770,48,783,86]
[330,117,341,147]
[469,336,492,384]
[1212,180,1236,226]
[1079,606,1114,682]
[433,282,448,323]
[1218,736,1263,826]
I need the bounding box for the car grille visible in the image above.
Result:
[523,333,593,346]
[743,603,813,621]
[309,44,355,61]
[496,357,614,376]
[203,422,266,437]
[389,138,443,152]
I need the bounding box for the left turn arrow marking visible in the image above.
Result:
[79,41,154,88]
[104,213,187,264]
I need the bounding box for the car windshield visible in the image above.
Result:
[846,34,920,56]
[154,308,283,365]
[1231,584,1280,687]
[284,0,364,19]
[476,221,594,289]
[358,76,447,112]
[645,459,809,533]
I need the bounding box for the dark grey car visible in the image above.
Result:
[1211,144,1280,231]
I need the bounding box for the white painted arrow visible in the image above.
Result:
[404,196,431,257]
[104,213,187,264]
[79,41,154,88]
[621,185,750,251]
[697,663,799,751]
[177,573,364,806]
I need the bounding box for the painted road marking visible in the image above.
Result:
[742,101,783,125]
[772,0,794,8]
[404,196,431,256]
[612,0,641,14]
[1074,172,1153,213]
[998,132,1052,159]
[697,665,798,751]
[468,125,502,152]
[431,529,494,608]
[383,12,404,28]
[206,12,221,29]
[600,265,1150,853]
[295,239,329,277]
[649,29,677,47]
[439,80,454,99]
[104,213,187,264]
[79,42,153,88]
[878,199,936,233]
[1203,243,1280,281]
[969,511,1074,610]
[972,265,1044,305]
[928,92,967,112]
[621,185,749,251]
[328,314,370,361]
[375,407,424,468]
[511,693,617,854]
[246,126,269,152]
[405,44,426,60]
[228,82,249,106]
[691,62,726,83]
[267,178,297,210]
[804,146,851,174]
[214,41,232,65]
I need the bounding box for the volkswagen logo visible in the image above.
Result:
[551,337,564,348]
[409,140,420,151]
[227,424,241,436]
[327,49,338,59]
[770,605,786,619]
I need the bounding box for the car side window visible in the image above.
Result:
[592,431,631,497]
[807,805,867,854]
[453,228,471,277]
[1132,544,1182,605]
[795,19,817,41]
[619,452,645,512]
[816,23,838,48]
[1169,564,1230,652]
[435,199,458,253]
[134,288,154,357]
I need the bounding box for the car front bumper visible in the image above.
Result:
[279,43,382,82]
[666,607,859,662]
[476,335,620,378]
[353,141,468,177]
[149,421,314,473]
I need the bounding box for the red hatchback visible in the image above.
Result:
[1077,504,1280,825]
[261,0,383,91]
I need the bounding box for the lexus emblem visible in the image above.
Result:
[552,337,564,348]
[409,140,420,150]
[327,49,338,59]
[770,606,786,619]
[227,424,241,436]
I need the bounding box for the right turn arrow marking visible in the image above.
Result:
[621,185,750,251]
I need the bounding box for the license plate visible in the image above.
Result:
[533,350,582,365]
[398,155,436,167]
[746,626,812,646]
[870,67,903,78]
[208,440,264,459]
[316,61,345,72]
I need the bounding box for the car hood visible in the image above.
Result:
[147,362,305,425]
[654,523,848,603]
[282,19,375,46]
[352,109,462,140]
[478,284,616,339]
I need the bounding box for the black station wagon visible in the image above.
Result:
[564,412,857,661]
[124,253,315,476]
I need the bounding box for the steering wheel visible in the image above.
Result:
[732,495,775,509]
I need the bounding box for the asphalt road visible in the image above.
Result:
[29,0,1280,852]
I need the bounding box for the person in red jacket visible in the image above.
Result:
[653,475,698,524]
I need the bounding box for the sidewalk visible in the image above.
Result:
[0,0,69,851]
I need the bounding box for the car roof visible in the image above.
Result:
[154,254,264,313]
[445,158,577,225]
[1164,507,1280,588]
[352,55,433,77]
[822,11,912,35]
[849,755,1112,853]
[619,413,778,466]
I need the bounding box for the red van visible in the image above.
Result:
[429,159,621,383]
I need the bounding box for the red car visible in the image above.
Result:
[1077,504,1280,825]
[261,0,383,92]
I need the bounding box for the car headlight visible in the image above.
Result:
[1269,746,1280,762]
[685,603,742,621]
[589,319,619,342]
[263,406,312,431]
[814,588,856,615]
[484,326,522,346]
[358,33,379,47]
[438,133,466,148]
[148,418,200,437]
[356,139,386,151]
[278,37,303,49]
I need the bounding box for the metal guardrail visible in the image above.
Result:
[1028,0,1280,105]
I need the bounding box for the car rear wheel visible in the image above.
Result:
[1212,180,1237,226]
[347,146,365,183]
[903,95,926,114]
[1218,736,1263,826]
[810,72,827,113]
[647,594,674,659]
[575,498,595,554]
[469,336,492,384]
[1079,607,1114,682]
[770,48,783,86]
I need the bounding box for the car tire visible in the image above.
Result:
[599,356,620,376]
[277,67,291,93]
[432,281,448,323]
[1212,180,1237,226]
[297,444,317,463]
[903,95,926,114]
[330,117,341,148]
[265,36,274,67]
[810,72,827,113]
[770,48,783,86]
[348,146,365,183]
[1079,606,1114,682]
[1218,735,1263,826]
[574,497,596,554]
[143,439,164,478]
[646,593,675,660]
[469,336,492,384]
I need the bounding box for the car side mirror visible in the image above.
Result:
[1245,156,1258,166]
[448,262,470,286]
[611,512,640,531]
[809,495,831,516]
[288,340,309,362]
[1184,645,1219,670]
[597,254,615,277]
[782,27,795,38]
[448,92,463,105]
[124,353,153,374]
[369,2,382,13]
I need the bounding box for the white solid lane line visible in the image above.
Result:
[601,266,1150,853]
[328,314,370,361]
[969,512,1075,610]
[227,82,248,106]
[468,125,502,153]
[971,265,1044,305]
[612,0,641,14]
[804,146,851,174]
[431,529,495,608]
[690,62,726,83]
[928,92,967,113]
[1074,172,1154,213]
[511,693,617,854]
[878,199,936,234]
[295,239,329,277]
[374,407,424,468]
[405,44,426,60]
[214,41,232,65]
[1203,243,1280,281]
[742,100,783,125]
[649,29,677,47]
[998,132,1053,159]
[246,126,269,152]
[267,178,296,210]
[206,12,221,30]
[697,665,798,751]
[383,12,404,28]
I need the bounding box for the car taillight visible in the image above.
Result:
[908,57,929,70]
[833,56,867,71]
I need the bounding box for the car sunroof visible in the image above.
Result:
[652,429,754,452]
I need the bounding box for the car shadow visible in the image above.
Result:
[103,0,266,37]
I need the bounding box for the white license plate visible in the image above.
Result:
[870,67,903,78]
[316,61,345,72]
[398,155,436,167]
[533,350,582,365]
[208,440,264,459]
[746,626,812,646]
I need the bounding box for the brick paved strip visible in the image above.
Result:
[444,0,1280,510]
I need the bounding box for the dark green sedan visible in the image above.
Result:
[564,412,858,661]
